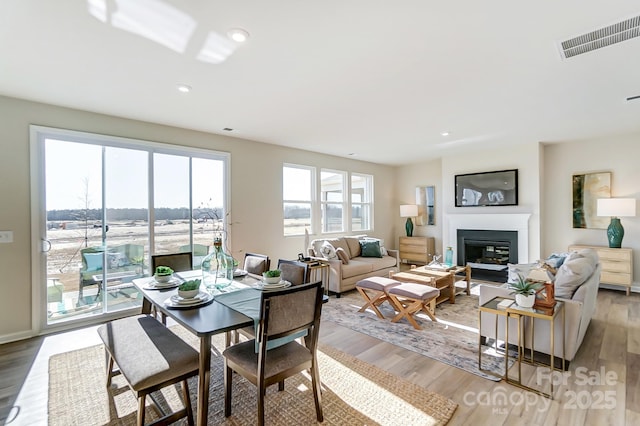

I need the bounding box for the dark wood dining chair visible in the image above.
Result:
[277,259,309,286]
[243,253,271,275]
[149,252,193,324]
[223,281,324,425]
[151,252,193,273]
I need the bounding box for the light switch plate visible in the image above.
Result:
[0,231,14,243]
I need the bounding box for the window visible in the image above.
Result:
[32,125,229,328]
[321,170,346,233]
[283,164,314,236]
[351,173,373,231]
[283,164,373,235]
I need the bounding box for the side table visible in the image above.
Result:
[301,260,330,295]
[478,296,513,378]
[505,301,565,399]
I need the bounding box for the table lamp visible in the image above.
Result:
[400,204,419,237]
[597,198,636,248]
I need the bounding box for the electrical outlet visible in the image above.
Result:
[0,231,14,243]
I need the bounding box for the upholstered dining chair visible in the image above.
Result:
[277,259,309,286]
[223,281,324,425]
[151,252,193,273]
[243,253,271,275]
[150,252,193,324]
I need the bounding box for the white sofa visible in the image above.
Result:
[478,248,600,363]
[308,236,399,297]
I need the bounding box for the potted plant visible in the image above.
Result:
[262,269,282,284]
[508,274,543,308]
[178,279,201,299]
[154,265,174,283]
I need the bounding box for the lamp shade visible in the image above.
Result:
[597,198,636,217]
[400,204,419,218]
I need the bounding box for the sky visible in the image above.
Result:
[45,139,224,211]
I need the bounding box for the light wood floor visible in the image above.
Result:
[1,288,638,425]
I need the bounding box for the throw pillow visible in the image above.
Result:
[544,252,568,269]
[83,252,103,272]
[335,247,350,264]
[360,240,382,258]
[360,237,387,256]
[320,241,338,260]
[554,257,595,299]
[507,262,537,284]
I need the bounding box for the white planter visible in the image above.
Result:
[515,293,535,308]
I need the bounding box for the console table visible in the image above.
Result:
[569,244,633,295]
[399,236,435,265]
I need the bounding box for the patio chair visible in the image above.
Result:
[223,281,324,425]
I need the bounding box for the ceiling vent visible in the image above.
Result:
[559,15,640,59]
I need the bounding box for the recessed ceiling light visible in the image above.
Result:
[227,28,250,43]
[440,131,450,137]
[176,84,192,93]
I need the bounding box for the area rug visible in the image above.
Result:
[322,283,510,381]
[48,330,457,425]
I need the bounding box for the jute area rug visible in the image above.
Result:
[322,283,509,381]
[48,327,457,425]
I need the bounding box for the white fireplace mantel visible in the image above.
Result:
[446,213,531,263]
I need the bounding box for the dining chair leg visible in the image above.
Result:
[311,356,323,421]
[278,380,284,391]
[224,364,232,417]
[258,382,266,426]
[137,394,146,426]
[106,354,114,387]
[182,379,194,426]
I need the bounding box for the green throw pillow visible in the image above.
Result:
[360,240,382,258]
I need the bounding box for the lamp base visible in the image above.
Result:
[607,217,624,248]
[405,217,414,237]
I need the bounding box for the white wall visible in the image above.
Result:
[543,135,640,290]
[0,95,396,341]
[394,143,543,262]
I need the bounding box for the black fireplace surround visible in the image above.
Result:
[457,229,518,282]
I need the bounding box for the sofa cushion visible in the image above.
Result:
[360,240,382,258]
[555,257,596,299]
[344,237,361,258]
[567,248,599,265]
[341,259,374,278]
[335,247,350,265]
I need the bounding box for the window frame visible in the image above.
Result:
[282,163,315,236]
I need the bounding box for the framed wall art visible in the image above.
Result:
[416,186,435,225]
[572,171,611,229]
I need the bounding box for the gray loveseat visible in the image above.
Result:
[308,236,398,297]
[478,247,601,363]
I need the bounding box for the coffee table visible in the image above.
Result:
[390,264,471,305]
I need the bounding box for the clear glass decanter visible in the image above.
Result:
[201,236,234,290]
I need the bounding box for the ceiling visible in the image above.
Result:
[2,1,639,165]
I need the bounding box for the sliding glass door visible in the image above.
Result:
[32,126,228,328]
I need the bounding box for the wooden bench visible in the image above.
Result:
[97,315,199,425]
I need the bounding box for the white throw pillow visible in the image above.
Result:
[320,241,338,260]
[554,257,595,299]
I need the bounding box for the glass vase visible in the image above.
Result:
[201,236,234,290]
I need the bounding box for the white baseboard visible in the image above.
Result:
[0,329,36,345]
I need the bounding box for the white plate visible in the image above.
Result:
[257,280,292,290]
[143,277,182,289]
[233,269,248,277]
[164,291,212,308]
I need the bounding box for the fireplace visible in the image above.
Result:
[457,229,518,282]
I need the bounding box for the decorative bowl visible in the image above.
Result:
[178,288,199,299]
[262,274,281,284]
[155,273,173,283]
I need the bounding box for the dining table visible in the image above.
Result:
[132,270,263,426]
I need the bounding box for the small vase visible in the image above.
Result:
[444,247,454,267]
[515,293,535,308]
